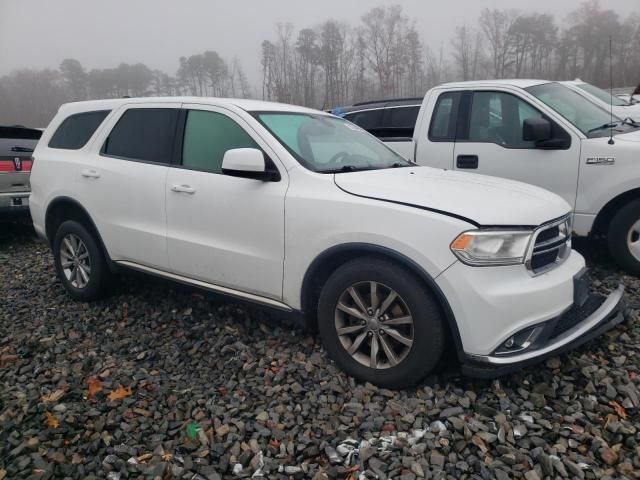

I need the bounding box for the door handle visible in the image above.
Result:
[171,184,196,194]
[81,169,100,178]
[456,155,479,169]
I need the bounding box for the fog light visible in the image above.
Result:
[495,325,546,355]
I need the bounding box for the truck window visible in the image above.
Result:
[428,92,460,141]
[468,91,543,148]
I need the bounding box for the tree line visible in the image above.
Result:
[0,0,638,127]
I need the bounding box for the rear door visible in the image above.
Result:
[0,126,41,209]
[415,90,461,170]
[78,104,180,269]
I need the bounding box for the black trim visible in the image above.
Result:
[44,196,117,272]
[461,295,626,378]
[300,243,465,358]
[334,180,480,227]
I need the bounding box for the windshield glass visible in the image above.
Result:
[576,83,629,107]
[254,112,411,173]
[526,82,634,137]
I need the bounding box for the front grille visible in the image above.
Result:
[527,216,571,274]
[550,293,604,339]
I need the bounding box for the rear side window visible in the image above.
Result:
[386,106,420,128]
[103,109,178,163]
[49,111,110,150]
[343,109,382,130]
[428,92,460,141]
[182,110,259,174]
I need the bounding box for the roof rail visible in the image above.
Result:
[351,96,423,107]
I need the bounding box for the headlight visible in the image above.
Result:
[450,230,532,266]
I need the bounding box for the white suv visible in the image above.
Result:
[30,97,624,387]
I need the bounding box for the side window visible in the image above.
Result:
[49,111,110,150]
[343,109,382,130]
[468,91,543,148]
[103,108,178,163]
[429,92,460,141]
[386,106,420,129]
[182,110,259,174]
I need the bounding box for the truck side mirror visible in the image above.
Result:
[523,118,551,142]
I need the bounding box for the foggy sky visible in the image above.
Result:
[1,0,637,87]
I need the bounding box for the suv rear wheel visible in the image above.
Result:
[53,220,112,301]
[608,199,640,275]
[317,257,446,388]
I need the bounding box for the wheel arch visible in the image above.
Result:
[591,188,640,237]
[45,196,116,271]
[300,243,464,360]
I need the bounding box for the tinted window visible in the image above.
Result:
[468,91,543,148]
[182,110,259,173]
[386,106,420,128]
[49,111,109,150]
[343,109,382,130]
[103,109,177,163]
[429,92,460,141]
[0,127,42,140]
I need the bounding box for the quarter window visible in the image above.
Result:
[182,110,259,173]
[343,109,382,130]
[103,108,178,163]
[49,111,110,150]
[429,92,460,141]
[386,106,420,129]
[468,92,543,148]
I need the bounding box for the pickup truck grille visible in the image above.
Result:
[527,216,572,274]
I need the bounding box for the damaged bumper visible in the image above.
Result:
[461,280,625,378]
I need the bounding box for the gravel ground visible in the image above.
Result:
[1,217,639,480]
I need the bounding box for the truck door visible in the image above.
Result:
[415,91,461,170]
[452,90,580,208]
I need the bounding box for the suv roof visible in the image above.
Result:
[332,97,423,115]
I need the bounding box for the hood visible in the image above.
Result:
[616,128,640,143]
[334,167,570,227]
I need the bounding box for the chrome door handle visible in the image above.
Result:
[81,169,100,179]
[171,184,196,194]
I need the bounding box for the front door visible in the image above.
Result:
[165,105,287,300]
[452,90,581,208]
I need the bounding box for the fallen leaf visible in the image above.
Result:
[604,413,615,429]
[162,452,173,462]
[41,388,66,403]
[609,400,628,420]
[45,412,60,428]
[107,385,132,401]
[87,377,103,399]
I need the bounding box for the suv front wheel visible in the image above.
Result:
[53,220,112,301]
[317,257,446,388]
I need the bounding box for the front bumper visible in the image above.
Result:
[461,283,625,378]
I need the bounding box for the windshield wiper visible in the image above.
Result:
[321,165,367,174]
[390,162,410,168]
[587,122,622,134]
[621,117,640,128]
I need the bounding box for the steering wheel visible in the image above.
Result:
[329,151,350,166]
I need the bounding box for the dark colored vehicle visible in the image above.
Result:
[0,126,42,215]
[331,98,422,141]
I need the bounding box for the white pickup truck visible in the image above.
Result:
[336,80,640,274]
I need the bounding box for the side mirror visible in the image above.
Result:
[523,118,551,142]
[221,148,279,181]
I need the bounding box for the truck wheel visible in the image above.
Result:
[53,220,112,301]
[317,257,446,388]
[608,199,640,275]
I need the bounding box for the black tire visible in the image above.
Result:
[317,257,446,389]
[52,220,112,301]
[608,199,640,275]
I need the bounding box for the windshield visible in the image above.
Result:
[254,112,411,173]
[526,83,635,137]
[575,83,629,107]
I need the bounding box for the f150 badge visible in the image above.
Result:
[586,157,615,165]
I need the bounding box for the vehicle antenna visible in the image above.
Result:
[608,35,615,145]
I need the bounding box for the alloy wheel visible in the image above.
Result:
[60,233,92,289]
[334,281,414,369]
[627,219,640,262]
